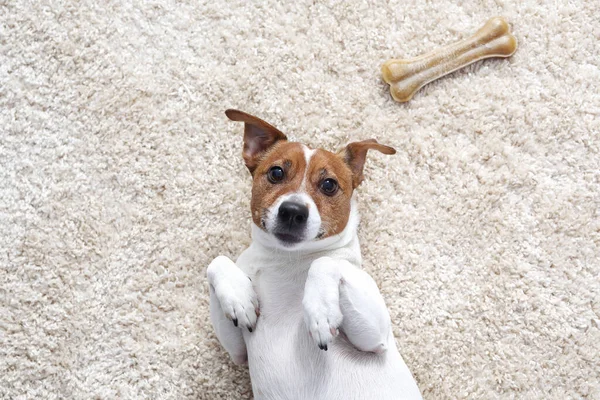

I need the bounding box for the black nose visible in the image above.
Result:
[278,201,309,229]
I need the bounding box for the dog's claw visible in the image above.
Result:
[248,326,253,333]
[233,318,238,327]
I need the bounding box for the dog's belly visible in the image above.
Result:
[243,302,419,400]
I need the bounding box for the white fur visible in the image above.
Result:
[302,144,316,163]
[300,144,316,192]
[207,200,422,399]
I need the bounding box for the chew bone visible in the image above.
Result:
[381,17,517,102]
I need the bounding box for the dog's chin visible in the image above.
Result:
[273,232,305,247]
[261,219,324,249]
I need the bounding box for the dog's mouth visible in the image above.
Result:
[273,232,304,246]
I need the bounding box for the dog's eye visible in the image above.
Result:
[320,178,338,195]
[267,166,285,183]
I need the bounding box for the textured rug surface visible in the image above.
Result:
[1,0,599,399]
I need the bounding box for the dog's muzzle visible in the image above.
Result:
[273,201,308,244]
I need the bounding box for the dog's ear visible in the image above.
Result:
[225,109,288,174]
[339,139,396,188]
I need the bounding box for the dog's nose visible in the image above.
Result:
[278,201,309,229]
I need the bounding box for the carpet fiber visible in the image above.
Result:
[1,0,599,398]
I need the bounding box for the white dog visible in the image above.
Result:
[207,110,422,400]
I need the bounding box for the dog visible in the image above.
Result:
[207,109,422,400]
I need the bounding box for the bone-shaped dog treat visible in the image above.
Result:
[381,17,517,102]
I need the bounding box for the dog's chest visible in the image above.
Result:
[244,267,308,349]
[236,252,323,394]
[240,254,312,332]
[245,272,322,396]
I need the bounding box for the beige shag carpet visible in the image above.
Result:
[1,0,599,398]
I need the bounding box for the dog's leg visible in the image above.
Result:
[302,257,344,351]
[303,257,391,353]
[207,256,259,364]
[338,262,391,353]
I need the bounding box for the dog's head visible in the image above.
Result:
[226,109,396,249]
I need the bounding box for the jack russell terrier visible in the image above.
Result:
[207,110,422,399]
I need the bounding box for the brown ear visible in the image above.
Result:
[225,109,288,173]
[340,139,396,188]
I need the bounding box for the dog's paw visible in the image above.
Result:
[302,257,343,351]
[303,297,341,351]
[208,256,259,332]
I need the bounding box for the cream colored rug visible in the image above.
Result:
[1,0,599,398]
